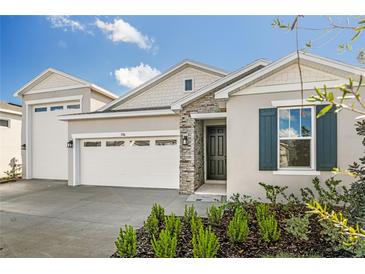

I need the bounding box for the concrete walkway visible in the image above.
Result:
[0,180,213,258]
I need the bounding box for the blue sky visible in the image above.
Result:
[1,16,363,104]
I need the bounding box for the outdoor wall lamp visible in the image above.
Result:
[21,144,26,150]
[67,140,73,148]
[182,136,188,145]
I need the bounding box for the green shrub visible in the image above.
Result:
[184,204,197,224]
[258,214,281,243]
[164,213,181,237]
[259,182,288,205]
[226,193,255,210]
[284,215,310,241]
[115,225,137,258]
[227,207,249,243]
[207,204,224,226]
[190,215,204,236]
[192,226,220,258]
[145,213,159,238]
[151,203,165,222]
[256,203,270,222]
[151,229,177,258]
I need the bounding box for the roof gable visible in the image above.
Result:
[99,60,228,111]
[14,68,117,99]
[215,52,365,99]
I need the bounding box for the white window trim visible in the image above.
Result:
[277,106,316,173]
[183,78,194,92]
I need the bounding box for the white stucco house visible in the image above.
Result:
[14,52,365,198]
[0,102,22,177]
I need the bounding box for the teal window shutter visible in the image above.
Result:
[259,108,277,170]
[316,105,337,171]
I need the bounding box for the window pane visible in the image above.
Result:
[50,105,63,111]
[301,108,312,137]
[35,107,47,112]
[67,104,80,110]
[106,140,124,147]
[289,109,300,137]
[84,141,101,147]
[156,139,177,146]
[131,140,150,146]
[185,79,193,91]
[280,139,311,168]
[279,109,289,137]
[0,119,9,127]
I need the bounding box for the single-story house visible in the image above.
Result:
[0,101,22,176]
[14,52,364,198]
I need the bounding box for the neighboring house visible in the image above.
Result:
[14,52,365,198]
[0,102,22,177]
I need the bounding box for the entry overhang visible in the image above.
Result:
[190,112,227,120]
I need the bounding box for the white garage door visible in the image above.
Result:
[32,102,80,180]
[80,137,179,189]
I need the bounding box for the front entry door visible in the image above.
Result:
[207,126,226,180]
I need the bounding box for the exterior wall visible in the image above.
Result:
[115,67,222,110]
[226,89,363,199]
[90,90,114,111]
[67,115,180,185]
[179,92,224,194]
[0,111,22,176]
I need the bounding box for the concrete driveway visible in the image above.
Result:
[0,180,212,258]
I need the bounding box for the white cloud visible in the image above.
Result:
[114,63,160,89]
[47,16,85,32]
[95,18,154,50]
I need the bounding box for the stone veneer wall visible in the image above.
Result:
[179,92,224,194]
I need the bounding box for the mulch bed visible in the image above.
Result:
[112,204,353,258]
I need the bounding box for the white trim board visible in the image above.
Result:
[59,109,176,121]
[0,108,22,116]
[191,112,227,119]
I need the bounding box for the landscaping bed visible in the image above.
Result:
[112,203,353,258]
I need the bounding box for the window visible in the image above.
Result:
[156,139,177,146]
[34,107,47,112]
[67,104,80,110]
[130,140,150,146]
[0,119,9,127]
[106,140,124,147]
[278,107,313,169]
[50,105,64,111]
[184,79,193,91]
[84,141,101,147]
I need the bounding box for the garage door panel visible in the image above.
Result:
[80,138,179,189]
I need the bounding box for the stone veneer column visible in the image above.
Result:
[179,92,224,194]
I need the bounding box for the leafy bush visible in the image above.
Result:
[256,204,280,243]
[4,157,21,180]
[151,203,165,222]
[184,204,197,224]
[259,182,288,205]
[256,203,270,222]
[190,215,204,236]
[164,213,181,238]
[151,229,177,258]
[145,213,159,238]
[284,215,310,241]
[227,207,250,243]
[226,193,255,210]
[192,226,220,258]
[300,177,350,208]
[115,225,137,258]
[207,204,224,226]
